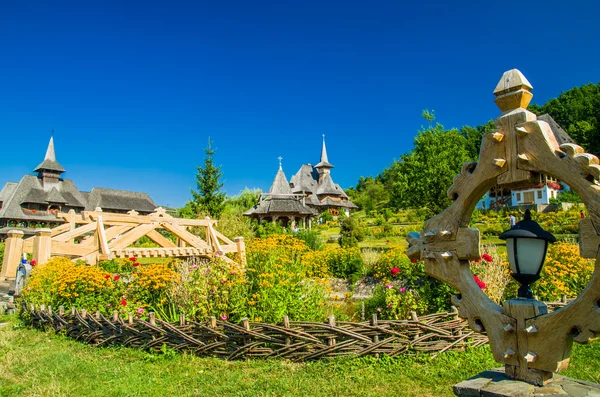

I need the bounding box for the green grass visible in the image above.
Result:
[0,316,598,396]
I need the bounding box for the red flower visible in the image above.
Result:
[30,260,37,266]
[121,299,127,306]
[129,257,137,262]
[482,254,493,263]
[390,267,400,275]
[473,257,482,262]
[104,274,110,279]
[386,240,390,243]
[133,262,140,267]
[411,259,418,263]
[473,275,486,290]
[113,275,120,281]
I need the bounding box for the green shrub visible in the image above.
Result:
[294,229,323,251]
[0,242,4,269]
[339,216,366,248]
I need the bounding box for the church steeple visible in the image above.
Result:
[34,136,66,174]
[314,135,334,180]
[34,136,65,190]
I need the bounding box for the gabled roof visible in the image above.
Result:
[290,164,319,194]
[34,137,66,174]
[46,188,68,204]
[85,188,157,212]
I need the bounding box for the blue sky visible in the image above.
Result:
[1,0,599,208]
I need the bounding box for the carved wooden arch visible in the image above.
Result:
[406,69,600,374]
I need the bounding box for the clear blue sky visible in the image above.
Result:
[1,0,599,208]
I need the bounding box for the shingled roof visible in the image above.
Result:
[0,137,158,229]
[244,165,316,217]
[33,137,66,173]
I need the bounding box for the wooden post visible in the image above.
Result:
[283,315,291,346]
[234,237,246,266]
[59,306,64,316]
[149,312,156,326]
[328,315,336,346]
[128,313,133,325]
[1,230,24,279]
[504,299,553,385]
[210,316,217,328]
[179,313,186,326]
[371,313,379,344]
[32,228,52,265]
[112,311,119,322]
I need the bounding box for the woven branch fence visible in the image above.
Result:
[22,297,572,362]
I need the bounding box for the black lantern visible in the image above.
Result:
[499,210,556,299]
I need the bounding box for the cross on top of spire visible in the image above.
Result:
[278,156,283,169]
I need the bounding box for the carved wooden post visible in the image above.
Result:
[32,228,52,265]
[234,237,246,266]
[1,230,24,279]
[407,68,600,387]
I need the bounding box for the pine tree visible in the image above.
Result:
[191,138,226,218]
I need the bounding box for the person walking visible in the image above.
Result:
[509,214,516,228]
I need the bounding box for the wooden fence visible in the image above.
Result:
[23,298,572,361]
[24,303,487,361]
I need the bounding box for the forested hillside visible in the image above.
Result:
[349,82,600,214]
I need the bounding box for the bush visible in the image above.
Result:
[339,216,366,248]
[301,246,364,282]
[244,234,327,322]
[366,248,455,315]
[173,258,246,322]
[217,212,255,240]
[294,229,323,251]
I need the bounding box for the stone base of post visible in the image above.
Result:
[454,368,600,397]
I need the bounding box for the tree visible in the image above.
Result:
[386,111,472,213]
[530,82,600,156]
[191,139,226,218]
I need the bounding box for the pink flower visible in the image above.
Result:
[388,304,393,308]
[193,299,199,303]
[192,264,198,270]
[376,308,382,313]
[399,287,406,293]
[220,279,227,284]
[122,295,127,299]
[482,254,493,263]
[220,314,228,320]
[385,284,393,289]
[137,308,144,314]
[473,275,486,290]
[390,267,400,275]
[229,271,236,275]
[106,303,111,307]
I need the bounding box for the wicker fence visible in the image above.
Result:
[23,297,572,361]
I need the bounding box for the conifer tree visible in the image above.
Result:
[191,138,226,218]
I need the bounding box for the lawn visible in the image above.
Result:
[0,315,598,396]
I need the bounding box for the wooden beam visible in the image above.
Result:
[96,216,110,255]
[52,222,98,242]
[161,222,211,250]
[146,229,177,248]
[108,223,158,250]
[51,241,98,257]
[212,229,235,245]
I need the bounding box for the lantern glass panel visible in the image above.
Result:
[506,238,547,275]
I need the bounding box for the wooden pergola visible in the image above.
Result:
[1,207,245,274]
